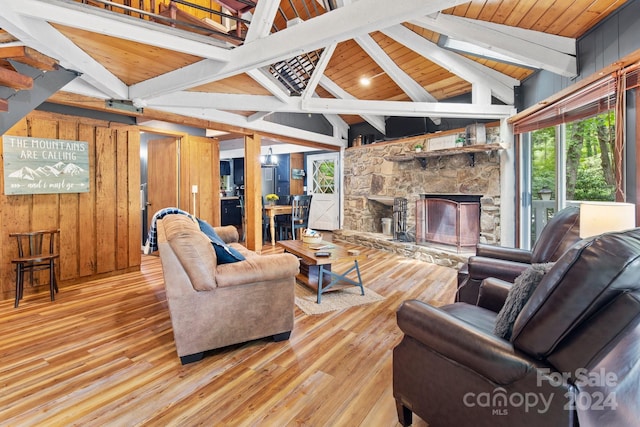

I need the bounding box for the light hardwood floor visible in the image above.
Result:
[0,239,457,426]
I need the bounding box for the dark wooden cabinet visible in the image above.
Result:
[233,158,244,185]
[221,198,242,226]
[275,154,290,198]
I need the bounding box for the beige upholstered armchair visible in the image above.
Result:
[156,214,300,364]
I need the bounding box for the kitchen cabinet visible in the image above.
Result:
[233,158,244,185]
[221,198,242,226]
[275,154,290,198]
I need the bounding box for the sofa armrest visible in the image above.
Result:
[215,252,299,287]
[214,225,239,243]
[477,277,511,312]
[396,300,533,384]
[467,256,530,283]
[476,243,533,263]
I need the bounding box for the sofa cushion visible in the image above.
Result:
[197,218,245,264]
[494,262,554,340]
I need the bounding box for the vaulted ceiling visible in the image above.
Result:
[0,0,629,150]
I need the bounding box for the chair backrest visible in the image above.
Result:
[278,195,291,205]
[530,205,581,263]
[291,195,312,226]
[10,229,60,259]
[512,228,640,370]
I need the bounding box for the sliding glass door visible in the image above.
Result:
[522,112,616,247]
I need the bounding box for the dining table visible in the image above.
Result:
[263,204,292,245]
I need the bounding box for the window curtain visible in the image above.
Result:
[512,64,640,134]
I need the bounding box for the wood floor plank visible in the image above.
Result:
[0,239,455,426]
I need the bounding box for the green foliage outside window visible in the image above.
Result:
[532,111,616,202]
[315,160,335,194]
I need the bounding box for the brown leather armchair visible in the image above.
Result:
[457,205,581,304]
[393,227,640,426]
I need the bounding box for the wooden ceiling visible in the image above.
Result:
[0,0,630,147]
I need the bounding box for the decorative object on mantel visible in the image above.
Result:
[384,144,503,169]
[414,143,424,152]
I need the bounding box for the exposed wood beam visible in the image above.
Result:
[355,34,436,103]
[355,33,441,124]
[149,90,489,125]
[381,24,517,105]
[243,0,279,43]
[0,45,58,71]
[413,14,577,77]
[130,0,469,99]
[301,97,515,119]
[319,76,385,134]
[151,105,346,147]
[0,67,33,90]
[6,0,231,61]
[149,92,287,111]
[0,7,127,99]
[0,98,8,112]
[302,43,336,100]
[247,111,272,122]
[246,68,291,102]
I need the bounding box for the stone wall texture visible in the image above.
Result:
[343,130,502,246]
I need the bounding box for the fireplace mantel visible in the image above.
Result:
[367,195,395,206]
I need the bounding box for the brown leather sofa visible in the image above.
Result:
[394,227,640,426]
[156,214,300,364]
[457,205,581,304]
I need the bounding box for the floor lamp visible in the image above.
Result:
[579,201,636,238]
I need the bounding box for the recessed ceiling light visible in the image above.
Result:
[359,71,385,86]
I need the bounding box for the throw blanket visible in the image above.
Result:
[144,207,194,254]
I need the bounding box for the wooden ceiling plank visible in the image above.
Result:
[130,0,471,99]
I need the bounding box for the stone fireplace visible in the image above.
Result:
[338,127,502,266]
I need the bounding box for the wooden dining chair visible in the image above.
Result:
[10,229,60,308]
[279,195,313,240]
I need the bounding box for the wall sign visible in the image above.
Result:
[3,135,90,195]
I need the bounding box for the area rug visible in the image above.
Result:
[294,282,385,315]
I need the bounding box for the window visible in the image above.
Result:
[527,112,616,244]
[513,63,640,247]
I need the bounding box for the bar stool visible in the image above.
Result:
[10,229,60,308]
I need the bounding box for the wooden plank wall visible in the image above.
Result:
[0,111,141,301]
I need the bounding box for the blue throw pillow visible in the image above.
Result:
[197,218,245,264]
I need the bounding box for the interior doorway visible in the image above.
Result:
[306,152,340,230]
[140,132,181,246]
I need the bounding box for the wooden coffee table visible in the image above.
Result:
[277,240,367,303]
